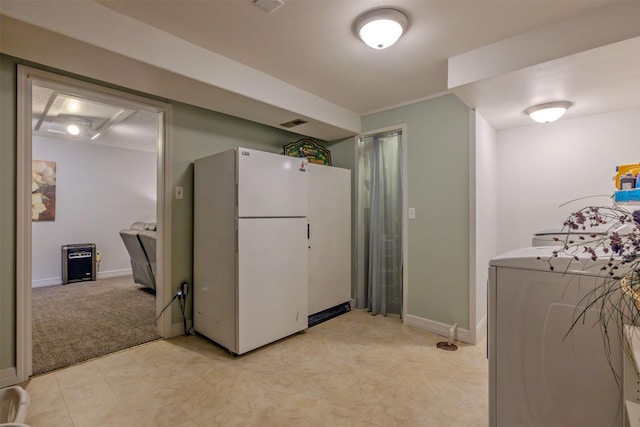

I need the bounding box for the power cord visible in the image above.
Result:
[155,281,190,336]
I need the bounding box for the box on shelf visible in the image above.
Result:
[615,188,640,203]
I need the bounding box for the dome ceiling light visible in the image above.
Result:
[354,8,408,50]
[525,101,572,123]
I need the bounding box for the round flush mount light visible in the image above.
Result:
[354,8,408,49]
[525,101,572,123]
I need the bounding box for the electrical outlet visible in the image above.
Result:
[96,251,102,261]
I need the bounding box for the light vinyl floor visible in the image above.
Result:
[23,310,488,427]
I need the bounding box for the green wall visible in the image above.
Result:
[361,94,470,329]
[170,102,318,323]
[0,53,323,372]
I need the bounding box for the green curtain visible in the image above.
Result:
[356,130,403,316]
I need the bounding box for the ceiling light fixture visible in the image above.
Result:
[66,124,80,136]
[66,99,80,112]
[525,101,572,123]
[66,118,93,136]
[354,8,408,50]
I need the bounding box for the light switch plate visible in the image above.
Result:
[175,186,184,200]
[408,207,416,219]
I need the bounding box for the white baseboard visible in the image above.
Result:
[32,268,132,288]
[0,367,19,388]
[32,277,62,288]
[403,314,472,344]
[96,268,132,280]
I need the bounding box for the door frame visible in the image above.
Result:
[16,65,173,381]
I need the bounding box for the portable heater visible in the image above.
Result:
[61,243,96,284]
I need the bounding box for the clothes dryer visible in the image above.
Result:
[489,246,625,427]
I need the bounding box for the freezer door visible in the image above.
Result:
[307,163,351,314]
[237,148,308,217]
[237,217,308,354]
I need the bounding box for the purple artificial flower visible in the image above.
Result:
[610,232,623,255]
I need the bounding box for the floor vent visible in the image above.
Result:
[308,302,351,328]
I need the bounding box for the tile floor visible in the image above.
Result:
[23,310,488,427]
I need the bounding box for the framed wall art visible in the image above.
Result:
[32,159,57,221]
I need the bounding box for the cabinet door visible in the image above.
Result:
[307,164,351,314]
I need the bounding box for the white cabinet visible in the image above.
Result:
[307,163,351,316]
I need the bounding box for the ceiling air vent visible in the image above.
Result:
[253,0,284,14]
[280,118,308,128]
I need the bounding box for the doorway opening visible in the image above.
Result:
[355,126,408,317]
[16,66,173,380]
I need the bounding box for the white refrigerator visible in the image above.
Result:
[193,148,309,355]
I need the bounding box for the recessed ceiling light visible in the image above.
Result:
[67,99,80,112]
[66,124,80,135]
[525,101,572,123]
[354,8,408,50]
[65,118,93,137]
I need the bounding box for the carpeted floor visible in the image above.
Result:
[31,275,160,375]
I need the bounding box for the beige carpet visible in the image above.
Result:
[32,275,160,375]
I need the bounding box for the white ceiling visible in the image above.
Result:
[2,0,639,141]
[31,84,159,152]
[96,0,621,114]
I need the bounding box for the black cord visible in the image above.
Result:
[154,289,184,327]
[179,292,187,336]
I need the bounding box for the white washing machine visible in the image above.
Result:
[489,246,625,427]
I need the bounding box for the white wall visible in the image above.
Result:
[32,136,156,286]
[472,111,498,342]
[496,108,640,253]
